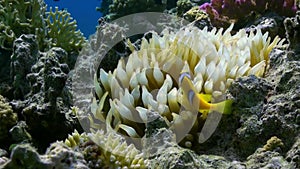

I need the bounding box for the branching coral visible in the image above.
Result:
[89,24,284,148]
[200,0,298,28]
[0,0,46,50]
[0,0,85,53]
[45,7,86,54]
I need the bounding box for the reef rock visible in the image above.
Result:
[220,48,299,166]
[0,95,17,148]
[0,142,88,169]
[286,136,300,169]
[200,0,297,28]
[44,142,88,169]
[23,47,77,150]
[191,23,299,168]
[245,148,292,168]
[9,121,32,144]
[10,44,78,151]
[284,11,300,53]
[0,144,52,169]
[10,34,39,99]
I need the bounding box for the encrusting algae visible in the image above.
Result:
[89,24,284,149]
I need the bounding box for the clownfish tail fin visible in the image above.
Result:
[214,99,233,114]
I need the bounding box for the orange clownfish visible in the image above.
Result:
[179,72,232,119]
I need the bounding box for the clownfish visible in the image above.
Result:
[179,72,232,119]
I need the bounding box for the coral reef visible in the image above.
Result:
[0,95,17,148]
[45,7,86,54]
[177,0,196,16]
[195,9,300,158]
[0,49,11,96]
[0,0,46,50]
[9,121,32,144]
[226,49,299,158]
[10,34,39,99]
[245,13,288,39]
[144,117,291,169]
[77,124,295,168]
[97,0,113,16]
[0,0,85,54]
[245,148,292,168]
[194,75,273,157]
[44,142,89,169]
[0,142,89,169]
[229,75,272,108]
[284,11,300,53]
[88,24,284,151]
[71,22,130,122]
[23,48,77,149]
[64,129,149,168]
[99,0,179,18]
[1,144,52,169]
[86,130,148,168]
[286,136,300,169]
[262,136,284,152]
[106,0,167,20]
[191,48,299,167]
[183,6,213,29]
[95,22,130,72]
[176,0,209,16]
[264,49,299,145]
[0,0,85,97]
[0,0,299,168]
[145,127,205,169]
[200,0,298,29]
[64,129,86,148]
[10,46,79,151]
[0,0,46,97]
[77,7,298,167]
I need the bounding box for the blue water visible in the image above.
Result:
[44,0,103,38]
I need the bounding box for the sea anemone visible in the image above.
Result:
[87,130,149,168]
[89,24,284,147]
